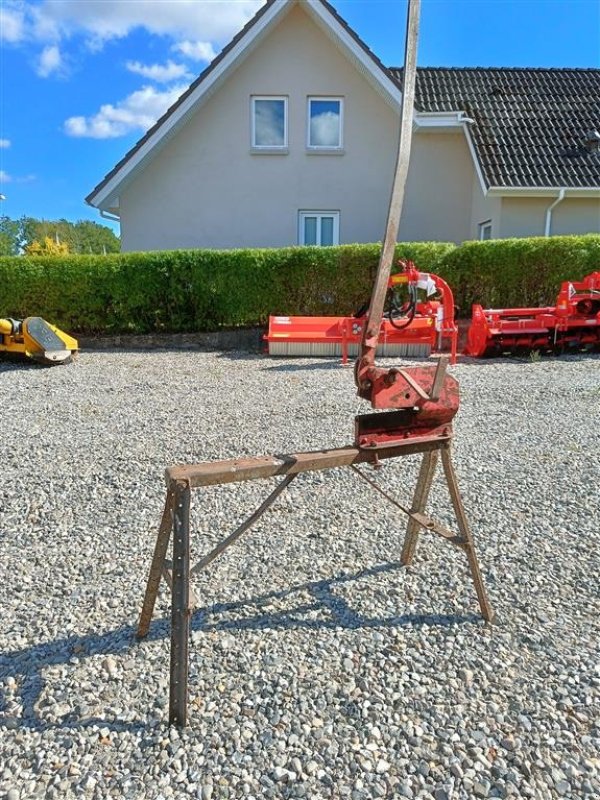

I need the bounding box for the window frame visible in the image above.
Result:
[251,95,288,150]
[479,220,492,241]
[306,97,344,150]
[298,210,340,246]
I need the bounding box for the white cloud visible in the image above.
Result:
[0,3,26,43]
[36,44,63,77]
[0,170,35,184]
[310,111,341,147]
[173,40,217,63]
[64,83,187,139]
[32,1,264,46]
[126,59,191,84]
[3,1,263,83]
[0,139,11,149]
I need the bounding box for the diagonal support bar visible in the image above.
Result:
[349,462,463,545]
[137,488,175,639]
[190,473,296,576]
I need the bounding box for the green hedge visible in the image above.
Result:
[439,235,600,312]
[0,235,598,335]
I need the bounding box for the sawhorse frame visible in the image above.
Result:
[137,435,494,726]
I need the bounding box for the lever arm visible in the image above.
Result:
[355,0,421,396]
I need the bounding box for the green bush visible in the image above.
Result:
[0,235,597,334]
[440,234,600,312]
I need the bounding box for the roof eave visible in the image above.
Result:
[414,110,472,129]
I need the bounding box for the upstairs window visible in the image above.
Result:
[307,98,343,149]
[479,220,492,240]
[251,96,288,148]
[299,211,339,246]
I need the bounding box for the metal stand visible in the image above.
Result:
[137,436,493,727]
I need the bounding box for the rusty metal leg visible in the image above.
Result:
[137,488,175,639]
[169,481,192,726]
[400,449,439,565]
[441,446,495,623]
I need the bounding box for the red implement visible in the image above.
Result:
[465,272,600,357]
[265,264,458,364]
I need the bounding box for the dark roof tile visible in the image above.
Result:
[390,67,600,188]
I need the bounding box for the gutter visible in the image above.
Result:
[487,186,599,198]
[544,188,566,237]
[100,209,120,223]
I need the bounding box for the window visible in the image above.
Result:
[251,96,287,148]
[307,98,343,149]
[479,220,492,241]
[299,211,339,246]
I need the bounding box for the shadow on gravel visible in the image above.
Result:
[258,361,348,372]
[0,359,48,374]
[188,561,482,635]
[459,352,600,367]
[215,349,600,370]
[1,561,482,733]
[215,350,343,372]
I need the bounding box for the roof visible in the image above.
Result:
[391,67,600,189]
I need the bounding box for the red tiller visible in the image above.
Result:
[465,272,600,357]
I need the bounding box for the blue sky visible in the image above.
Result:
[1,0,599,235]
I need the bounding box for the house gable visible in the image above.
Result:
[116,2,405,250]
[86,0,403,214]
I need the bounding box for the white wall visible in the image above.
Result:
[469,163,501,240]
[401,131,475,243]
[499,197,600,238]
[548,198,600,236]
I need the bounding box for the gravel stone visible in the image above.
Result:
[1,351,599,799]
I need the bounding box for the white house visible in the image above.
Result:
[86,0,600,251]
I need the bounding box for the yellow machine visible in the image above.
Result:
[0,317,78,365]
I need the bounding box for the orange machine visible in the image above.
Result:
[265,261,458,364]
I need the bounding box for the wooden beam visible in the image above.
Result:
[166,436,451,489]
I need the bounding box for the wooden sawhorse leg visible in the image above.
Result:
[440,447,494,623]
[136,481,193,726]
[398,444,494,623]
[168,481,192,727]
[400,449,438,566]
[137,488,175,639]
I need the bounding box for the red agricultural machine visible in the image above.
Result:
[465,272,600,357]
[265,261,458,364]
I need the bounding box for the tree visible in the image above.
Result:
[0,215,23,255]
[0,215,120,255]
[71,220,120,254]
[25,236,70,256]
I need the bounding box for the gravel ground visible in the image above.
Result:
[0,349,599,800]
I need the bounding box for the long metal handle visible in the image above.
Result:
[356,0,421,389]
